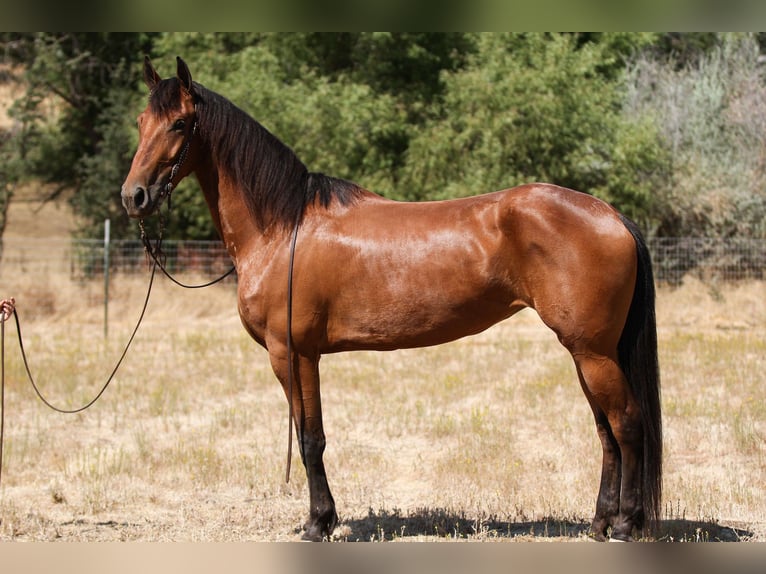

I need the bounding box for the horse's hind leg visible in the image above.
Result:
[269,349,338,541]
[576,370,622,541]
[573,352,644,541]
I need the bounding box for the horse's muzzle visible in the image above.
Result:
[121,183,160,218]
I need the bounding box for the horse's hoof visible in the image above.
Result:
[301,528,326,542]
[609,533,634,542]
[301,513,338,542]
[588,522,610,542]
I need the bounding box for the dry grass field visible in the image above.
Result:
[0,259,763,542]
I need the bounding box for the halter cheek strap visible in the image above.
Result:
[162,118,198,209]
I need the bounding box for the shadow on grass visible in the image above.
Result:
[657,519,753,542]
[339,508,754,542]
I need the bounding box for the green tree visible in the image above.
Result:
[1,32,154,238]
[399,33,668,226]
[150,32,476,232]
[9,32,755,241]
[257,33,476,106]
[147,35,411,238]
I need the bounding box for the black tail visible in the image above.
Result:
[617,215,662,536]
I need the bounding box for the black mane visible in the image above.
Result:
[149,78,365,230]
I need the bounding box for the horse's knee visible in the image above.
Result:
[610,410,643,450]
[300,427,326,464]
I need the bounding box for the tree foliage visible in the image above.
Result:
[1,32,764,240]
[0,32,154,237]
[624,34,766,237]
[398,33,666,224]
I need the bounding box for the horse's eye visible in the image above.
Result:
[172,119,186,132]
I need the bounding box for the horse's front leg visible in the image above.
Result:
[269,348,338,541]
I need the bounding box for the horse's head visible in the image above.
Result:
[121,56,199,219]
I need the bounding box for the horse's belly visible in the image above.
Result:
[323,288,523,352]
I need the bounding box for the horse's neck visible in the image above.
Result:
[193,161,275,262]
[193,162,225,238]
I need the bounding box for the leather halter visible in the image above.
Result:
[161,117,198,211]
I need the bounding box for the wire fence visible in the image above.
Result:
[0,236,764,284]
[0,238,236,282]
[650,237,766,284]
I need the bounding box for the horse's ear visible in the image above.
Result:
[176,57,194,95]
[143,56,161,91]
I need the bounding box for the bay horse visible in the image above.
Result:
[121,57,661,541]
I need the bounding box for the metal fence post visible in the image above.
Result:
[103,219,110,339]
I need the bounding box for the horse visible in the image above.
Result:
[121,57,661,542]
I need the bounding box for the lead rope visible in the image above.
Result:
[1,119,297,488]
[1,299,10,488]
[285,218,300,483]
[0,260,158,488]
[1,223,297,489]
[140,217,236,289]
[142,201,298,485]
[0,116,232,489]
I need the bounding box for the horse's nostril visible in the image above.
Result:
[134,187,146,208]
